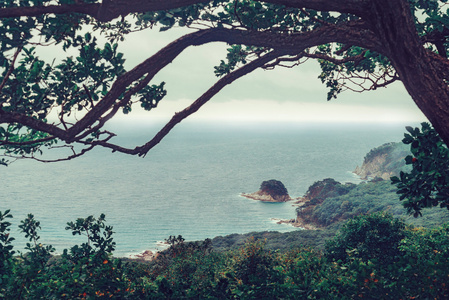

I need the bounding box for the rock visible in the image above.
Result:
[242,179,291,202]
[131,250,156,261]
[302,178,354,204]
[294,178,357,228]
[353,142,410,180]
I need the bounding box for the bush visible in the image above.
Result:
[2,209,449,299]
[391,123,449,216]
[325,212,407,264]
[394,224,449,298]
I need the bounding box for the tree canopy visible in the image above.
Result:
[1,0,449,164]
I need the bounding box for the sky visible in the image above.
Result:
[39,25,428,126]
[108,26,427,126]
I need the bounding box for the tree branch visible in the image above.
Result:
[0,111,69,140]
[0,46,22,95]
[0,136,55,146]
[304,51,367,65]
[68,24,381,141]
[79,50,288,156]
[137,50,286,157]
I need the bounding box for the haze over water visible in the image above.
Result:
[1,121,412,256]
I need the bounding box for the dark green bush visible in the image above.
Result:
[325,212,407,264]
[391,123,449,216]
[1,210,449,299]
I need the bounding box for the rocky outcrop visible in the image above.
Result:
[129,250,157,261]
[242,179,292,202]
[354,142,410,180]
[293,178,356,228]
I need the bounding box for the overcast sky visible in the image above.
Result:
[41,25,427,126]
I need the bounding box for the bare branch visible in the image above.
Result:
[27,144,96,163]
[304,51,367,65]
[262,53,306,69]
[0,46,22,94]
[136,50,287,157]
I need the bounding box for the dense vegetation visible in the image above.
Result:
[2,130,449,298]
[299,179,449,228]
[2,210,449,299]
[392,123,449,216]
[259,179,289,197]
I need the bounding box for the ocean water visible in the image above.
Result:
[1,121,411,257]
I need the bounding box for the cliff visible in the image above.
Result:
[353,142,410,180]
[242,179,291,202]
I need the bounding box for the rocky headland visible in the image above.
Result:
[353,142,410,180]
[242,179,292,202]
[278,142,411,229]
[276,178,356,229]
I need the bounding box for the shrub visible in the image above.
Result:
[391,123,449,216]
[0,210,15,297]
[395,224,449,298]
[325,212,407,264]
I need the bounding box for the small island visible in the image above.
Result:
[241,179,292,202]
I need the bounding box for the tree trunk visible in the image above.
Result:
[367,0,449,145]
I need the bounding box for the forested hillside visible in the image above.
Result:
[213,140,449,251]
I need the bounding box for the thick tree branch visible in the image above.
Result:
[0,111,69,140]
[67,24,381,142]
[81,50,288,156]
[1,21,379,150]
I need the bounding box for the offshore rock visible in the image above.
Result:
[242,179,291,202]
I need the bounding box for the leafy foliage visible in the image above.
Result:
[298,178,449,229]
[302,178,355,204]
[259,179,289,196]
[2,0,449,163]
[305,180,397,226]
[391,123,449,216]
[0,210,14,294]
[211,229,337,252]
[1,210,449,298]
[325,212,407,264]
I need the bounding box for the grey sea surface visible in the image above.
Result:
[1,121,411,257]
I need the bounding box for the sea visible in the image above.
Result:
[1,121,413,257]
